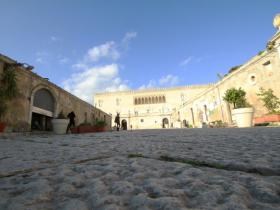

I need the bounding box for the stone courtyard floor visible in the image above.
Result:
[0,127,280,210]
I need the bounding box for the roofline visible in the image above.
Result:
[94,83,215,96]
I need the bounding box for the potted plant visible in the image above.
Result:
[223,87,254,127]
[0,64,18,132]
[94,120,107,132]
[254,88,280,124]
[51,111,69,134]
[76,122,94,133]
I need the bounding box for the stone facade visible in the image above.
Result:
[176,29,280,128]
[94,85,213,129]
[0,54,111,132]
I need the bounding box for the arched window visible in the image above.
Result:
[134,98,137,105]
[144,97,148,104]
[148,97,151,104]
[163,96,166,103]
[152,97,155,104]
[33,88,55,112]
[141,98,144,104]
[155,97,158,103]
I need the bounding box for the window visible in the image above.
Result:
[134,111,138,116]
[140,119,144,123]
[181,93,185,102]
[248,74,257,85]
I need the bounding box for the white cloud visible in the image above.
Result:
[159,74,179,86]
[50,36,60,42]
[59,57,69,64]
[63,64,129,103]
[139,74,179,90]
[35,57,44,63]
[86,41,120,62]
[122,32,137,48]
[180,56,193,66]
[64,31,137,102]
[138,80,156,90]
[35,51,49,64]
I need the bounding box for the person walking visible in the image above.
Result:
[114,113,120,131]
[66,111,76,133]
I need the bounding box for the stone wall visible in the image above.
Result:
[0,55,111,131]
[177,32,280,127]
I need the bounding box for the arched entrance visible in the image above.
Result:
[31,88,55,131]
[183,119,187,127]
[121,119,127,130]
[162,118,169,128]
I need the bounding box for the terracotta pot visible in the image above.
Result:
[254,114,280,124]
[94,126,105,132]
[78,125,95,133]
[70,127,79,134]
[0,122,6,132]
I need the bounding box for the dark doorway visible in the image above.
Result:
[162,118,169,128]
[31,112,52,131]
[183,119,188,127]
[121,119,127,130]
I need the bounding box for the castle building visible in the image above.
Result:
[95,14,280,129]
[94,85,213,129]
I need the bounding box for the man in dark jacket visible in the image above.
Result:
[66,111,76,133]
[114,113,120,131]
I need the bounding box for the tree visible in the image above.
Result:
[223,87,248,109]
[257,88,280,114]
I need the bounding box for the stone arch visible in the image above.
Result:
[141,98,144,104]
[144,97,148,104]
[155,96,158,103]
[148,97,152,104]
[183,119,188,127]
[121,119,127,130]
[134,98,138,105]
[162,118,169,128]
[152,96,155,103]
[29,85,58,131]
[163,96,166,103]
[159,96,162,103]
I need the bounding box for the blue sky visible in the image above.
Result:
[1,0,279,103]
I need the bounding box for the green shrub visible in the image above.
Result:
[223,87,250,109]
[95,120,106,127]
[257,88,280,114]
[56,111,67,119]
[0,64,18,121]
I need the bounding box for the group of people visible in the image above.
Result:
[66,111,122,133]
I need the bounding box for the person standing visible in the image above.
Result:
[114,113,120,131]
[66,111,76,133]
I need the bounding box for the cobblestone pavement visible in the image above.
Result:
[0,127,280,210]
